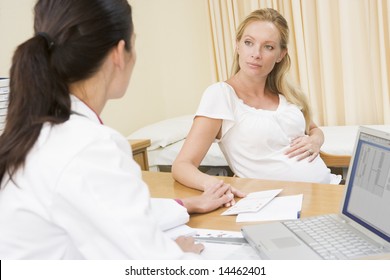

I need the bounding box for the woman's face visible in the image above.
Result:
[236,20,286,79]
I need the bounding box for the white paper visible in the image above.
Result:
[199,242,260,259]
[236,194,303,222]
[164,224,197,239]
[191,228,260,259]
[192,228,244,238]
[221,189,282,216]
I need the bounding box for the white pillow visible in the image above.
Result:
[127,115,194,150]
[148,139,228,166]
[320,125,390,155]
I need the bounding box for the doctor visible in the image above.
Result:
[0,0,233,259]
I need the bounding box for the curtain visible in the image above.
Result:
[206,0,390,126]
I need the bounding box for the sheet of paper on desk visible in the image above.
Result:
[236,194,303,222]
[164,224,196,239]
[221,188,282,216]
[192,228,261,260]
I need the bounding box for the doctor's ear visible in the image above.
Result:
[111,40,127,70]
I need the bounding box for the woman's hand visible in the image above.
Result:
[182,180,246,213]
[285,135,320,162]
[220,183,246,207]
[175,236,204,254]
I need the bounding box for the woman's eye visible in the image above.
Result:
[244,40,253,46]
[265,45,274,50]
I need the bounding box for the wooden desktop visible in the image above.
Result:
[142,171,345,232]
[320,151,351,168]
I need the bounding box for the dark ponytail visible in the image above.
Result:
[0,0,133,185]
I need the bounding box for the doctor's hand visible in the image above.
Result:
[175,236,204,254]
[182,180,245,214]
[285,135,321,162]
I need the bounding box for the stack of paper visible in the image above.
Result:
[221,189,282,216]
[191,228,260,259]
[221,189,303,223]
[237,194,303,222]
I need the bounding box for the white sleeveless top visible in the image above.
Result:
[196,82,340,184]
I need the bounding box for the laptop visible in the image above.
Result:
[241,126,390,259]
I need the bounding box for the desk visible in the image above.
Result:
[129,139,151,171]
[320,151,351,168]
[142,171,344,232]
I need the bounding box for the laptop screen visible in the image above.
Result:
[0,78,9,135]
[342,128,390,242]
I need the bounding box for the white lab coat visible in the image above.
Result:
[0,95,196,259]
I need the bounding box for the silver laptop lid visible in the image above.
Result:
[341,126,390,243]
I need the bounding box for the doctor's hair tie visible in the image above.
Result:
[36,32,55,51]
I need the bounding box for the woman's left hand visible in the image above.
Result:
[285,135,320,162]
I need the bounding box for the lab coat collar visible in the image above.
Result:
[70,94,103,124]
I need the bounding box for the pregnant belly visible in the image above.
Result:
[237,154,332,184]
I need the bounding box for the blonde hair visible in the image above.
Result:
[231,8,312,132]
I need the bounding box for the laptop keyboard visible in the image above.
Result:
[283,215,386,260]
